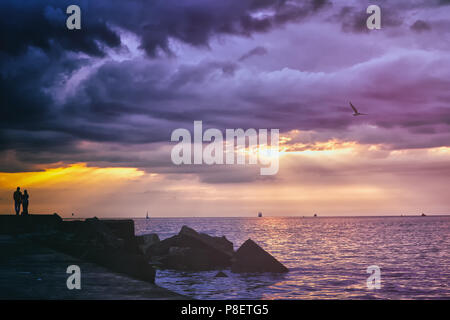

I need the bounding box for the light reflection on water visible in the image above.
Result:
[135,216,450,299]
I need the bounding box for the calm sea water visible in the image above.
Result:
[134,216,450,299]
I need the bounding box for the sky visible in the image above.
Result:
[1,0,450,217]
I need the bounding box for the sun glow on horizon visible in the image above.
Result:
[0,163,145,189]
[1,141,450,217]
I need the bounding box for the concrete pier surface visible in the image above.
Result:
[0,234,187,300]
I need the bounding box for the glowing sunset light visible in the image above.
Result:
[0,163,144,190]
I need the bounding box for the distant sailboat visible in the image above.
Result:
[314,213,318,217]
[146,211,149,219]
[421,213,426,217]
[258,212,262,217]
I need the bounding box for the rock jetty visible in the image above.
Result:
[0,214,156,283]
[0,215,289,283]
[146,225,288,273]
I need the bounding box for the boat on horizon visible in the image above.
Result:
[146,211,149,219]
[258,212,262,217]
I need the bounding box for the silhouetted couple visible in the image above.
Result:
[13,187,29,216]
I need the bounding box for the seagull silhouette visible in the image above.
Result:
[349,102,367,116]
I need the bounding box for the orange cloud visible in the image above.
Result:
[0,163,144,190]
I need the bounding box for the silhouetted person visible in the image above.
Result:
[13,187,22,216]
[22,190,29,215]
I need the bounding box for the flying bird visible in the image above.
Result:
[349,102,367,116]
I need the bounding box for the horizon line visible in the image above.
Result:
[2,213,450,219]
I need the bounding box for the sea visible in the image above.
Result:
[134,216,450,299]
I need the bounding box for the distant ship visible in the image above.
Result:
[258,212,262,217]
[314,213,317,217]
[146,211,149,219]
[421,213,426,217]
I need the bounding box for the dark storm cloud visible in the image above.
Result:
[1,0,450,178]
[375,107,450,130]
[101,0,332,57]
[410,20,432,32]
[1,0,332,58]
[332,0,450,34]
[3,0,319,159]
[54,58,244,145]
[335,5,402,33]
[0,0,331,147]
[238,46,268,61]
[0,44,89,155]
[0,1,120,57]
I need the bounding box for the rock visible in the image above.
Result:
[231,239,288,273]
[146,226,234,271]
[179,226,234,256]
[102,219,135,241]
[44,219,125,258]
[73,218,125,251]
[215,271,228,278]
[158,246,191,270]
[84,249,155,283]
[136,233,160,255]
[59,218,142,253]
[145,236,177,257]
[159,246,227,271]
[137,233,160,246]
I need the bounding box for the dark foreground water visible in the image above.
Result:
[135,216,450,299]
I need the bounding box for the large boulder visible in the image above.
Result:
[179,226,234,256]
[146,226,234,271]
[136,233,160,255]
[231,239,288,273]
[158,246,213,270]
